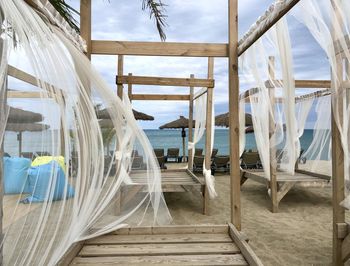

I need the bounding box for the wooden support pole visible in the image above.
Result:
[80,0,92,59]
[237,0,301,56]
[228,0,241,230]
[131,94,190,101]
[188,74,194,170]
[117,55,124,99]
[128,73,132,102]
[268,56,278,213]
[203,58,214,215]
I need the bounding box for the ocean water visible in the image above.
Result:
[3,129,320,158]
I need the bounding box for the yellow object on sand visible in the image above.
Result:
[31,156,66,173]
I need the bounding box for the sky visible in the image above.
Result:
[9,0,331,129]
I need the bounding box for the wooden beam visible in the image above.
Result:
[342,233,350,262]
[188,74,194,170]
[265,79,331,89]
[131,94,190,101]
[91,40,228,57]
[7,91,45,98]
[228,224,264,266]
[238,0,301,56]
[117,56,124,98]
[204,57,214,215]
[80,0,92,59]
[228,0,241,230]
[116,75,214,88]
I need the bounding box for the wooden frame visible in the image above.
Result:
[119,56,215,216]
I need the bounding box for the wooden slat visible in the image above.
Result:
[7,91,44,98]
[265,79,331,89]
[57,241,85,266]
[113,225,228,235]
[116,75,214,88]
[91,40,228,57]
[85,233,232,245]
[131,94,190,101]
[79,242,240,257]
[71,254,248,266]
[228,224,264,266]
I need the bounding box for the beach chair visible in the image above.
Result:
[193,155,204,172]
[4,152,11,157]
[212,156,230,174]
[166,148,180,163]
[211,148,218,158]
[194,148,203,156]
[241,150,262,169]
[154,149,166,169]
[131,150,139,157]
[21,152,34,160]
[131,156,144,170]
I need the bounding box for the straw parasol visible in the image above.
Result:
[215,112,253,128]
[7,107,43,123]
[6,123,50,155]
[96,108,154,121]
[159,116,192,162]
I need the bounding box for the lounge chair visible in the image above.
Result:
[131,150,139,157]
[131,156,144,170]
[154,149,166,169]
[194,148,203,156]
[4,152,10,157]
[21,152,34,159]
[212,156,230,174]
[166,148,180,163]
[211,148,218,158]
[241,150,262,169]
[193,155,204,172]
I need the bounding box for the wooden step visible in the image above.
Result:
[85,233,233,245]
[79,242,241,257]
[71,254,248,265]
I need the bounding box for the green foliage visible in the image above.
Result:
[49,0,80,32]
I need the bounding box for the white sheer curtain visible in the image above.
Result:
[292,0,350,208]
[0,1,171,265]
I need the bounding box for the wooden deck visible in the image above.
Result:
[68,224,262,266]
[241,169,331,212]
[127,169,207,214]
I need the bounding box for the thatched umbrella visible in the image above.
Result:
[7,107,43,123]
[6,123,50,155]
[159,116,192,162]
[96,108,154,121]
[215,112,253,128]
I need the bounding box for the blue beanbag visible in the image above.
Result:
[22,161,74,203]
[3,157,31,194]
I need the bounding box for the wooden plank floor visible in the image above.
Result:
[244,170,329,183]
[70,225,252,266]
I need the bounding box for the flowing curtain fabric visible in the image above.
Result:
[0,1,171,265]
[292,0,350,208]
[188,92,217,198]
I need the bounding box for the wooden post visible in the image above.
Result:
[228,0,241,230]
[203,58,214,215]
[80,0,92,59]
[188,74,194,170]
[117,55,124,99]
[332,54,345,266]
[18,132,22,156]
[268,56,278,213]
[128,73,132,102]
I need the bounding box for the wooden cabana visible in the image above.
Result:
[239,56,332,213]
[117,56,215,216]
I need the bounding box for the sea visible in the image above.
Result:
[3,128,317,157]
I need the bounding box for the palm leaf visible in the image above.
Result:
[49,0,80,32]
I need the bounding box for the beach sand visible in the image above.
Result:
[164,163,349,266]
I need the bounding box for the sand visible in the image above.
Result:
[164,163,349,266]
